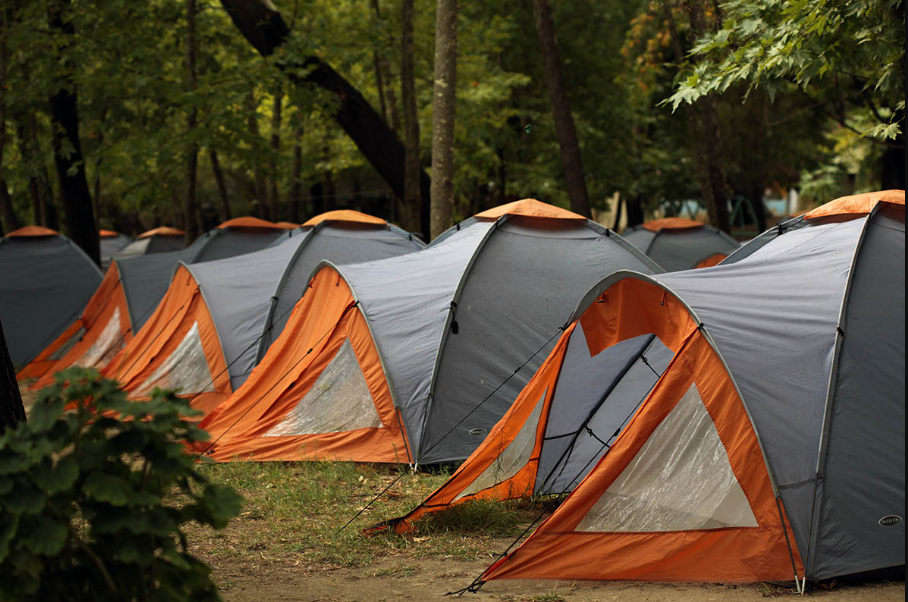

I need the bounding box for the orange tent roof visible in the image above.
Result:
[137,226,185,239]
[216,216,283,230]
[301,210,387,227]
[640,217,704,232]
[5,225,58,237]
[99,229,122,238]
[805,190,905,220]
[475,198,586,221]
[275,221,300,229]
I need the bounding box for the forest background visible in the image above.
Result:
[0,0,903,263]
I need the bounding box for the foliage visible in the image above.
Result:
[0,0,897,235]
[0,368,242,602]
[666,0,905,140]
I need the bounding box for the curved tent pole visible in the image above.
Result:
[803,206,880,581]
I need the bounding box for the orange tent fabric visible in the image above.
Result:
[102,265,231,415]
[301,210,387,227]
[474,198,586,221]
[27,263,132,387]
[99,229,122,238]
[5,225,58,237]
[640,217,704,231]
[693,252,728,268]
[274,221,300,229]
[15,320,84,380]
[216,216,283,230]
[804,189,904,219]
[197,267,410,462]
[137,226,185,238]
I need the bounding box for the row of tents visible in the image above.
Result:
[4,192,904,589]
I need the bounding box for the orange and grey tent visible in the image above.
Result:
[19,218,287,383]
[621,217,739,271]
[382,190,904,587]
[112,226,186,261]
[99,229,132,268]
[197,199,662,464]
[0,226,103,368]
[101,211,423,415]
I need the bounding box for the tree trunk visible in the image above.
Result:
[209,149,232,221]
[400,0,421,234]
[184,0,201,244]
[625,195,645,229]
[430,0,457,239]
[0,182,14,234]
[289,119,303,222]
[48,0,99,264]
[268,85,282,218]
[663,0,731,233]
[219,0,432,239]
[531,0,591,218]
[0,318,26,433]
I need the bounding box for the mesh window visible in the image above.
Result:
[133,322,215,396]
[73,307,123,370]
[264,340,382,437]
[576,383,757,532]
[455,389,547,501]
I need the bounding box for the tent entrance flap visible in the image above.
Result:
[576,382,757,532]
[264,339,382,436]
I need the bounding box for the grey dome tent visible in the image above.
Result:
[621,217,739,271]
[102,211,424,415]
[0,226,103,367]
[385,190,904,588]
[112,226,186,261]
[21,217,288,384]
[99,229,132,268]
[198,199,662,465]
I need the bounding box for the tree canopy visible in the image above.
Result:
[0,0,902,243]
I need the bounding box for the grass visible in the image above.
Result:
[182,460,546,570]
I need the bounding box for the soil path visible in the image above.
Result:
[213,552,904,602]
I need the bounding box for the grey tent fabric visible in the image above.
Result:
[809,203,905,579]
[186,223,423,390]
[0,231,103,366]
[115,224,286,332]
[622,222,739,271]
[100,233,132,268]
[468,202,903,581]
[114,233,185,260]
[337,215,661,464]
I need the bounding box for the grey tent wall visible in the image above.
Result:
[418,218,660,464]
[807,204,905,579]
[0,235,103,366]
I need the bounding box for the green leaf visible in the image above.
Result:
[32,456,79,495]
[0,484,46,516]
[19,517,68,556]
[26,399,64,434]
[82,473,134,506]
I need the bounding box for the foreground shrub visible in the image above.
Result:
[0,368,242,601]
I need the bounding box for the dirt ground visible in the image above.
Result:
[209,546,904,602]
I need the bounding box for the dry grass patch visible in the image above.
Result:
[184,461,545,571]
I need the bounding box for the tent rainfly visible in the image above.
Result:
[0,226,104,368]
[101,211,424,415]
[20,217,287,383]
[197,199,663,465]
[99,229,132,268]
[379,190,905,588]
[112,226,186,260]
[621,217,740,271]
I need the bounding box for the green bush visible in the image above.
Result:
[0,368,243,601]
